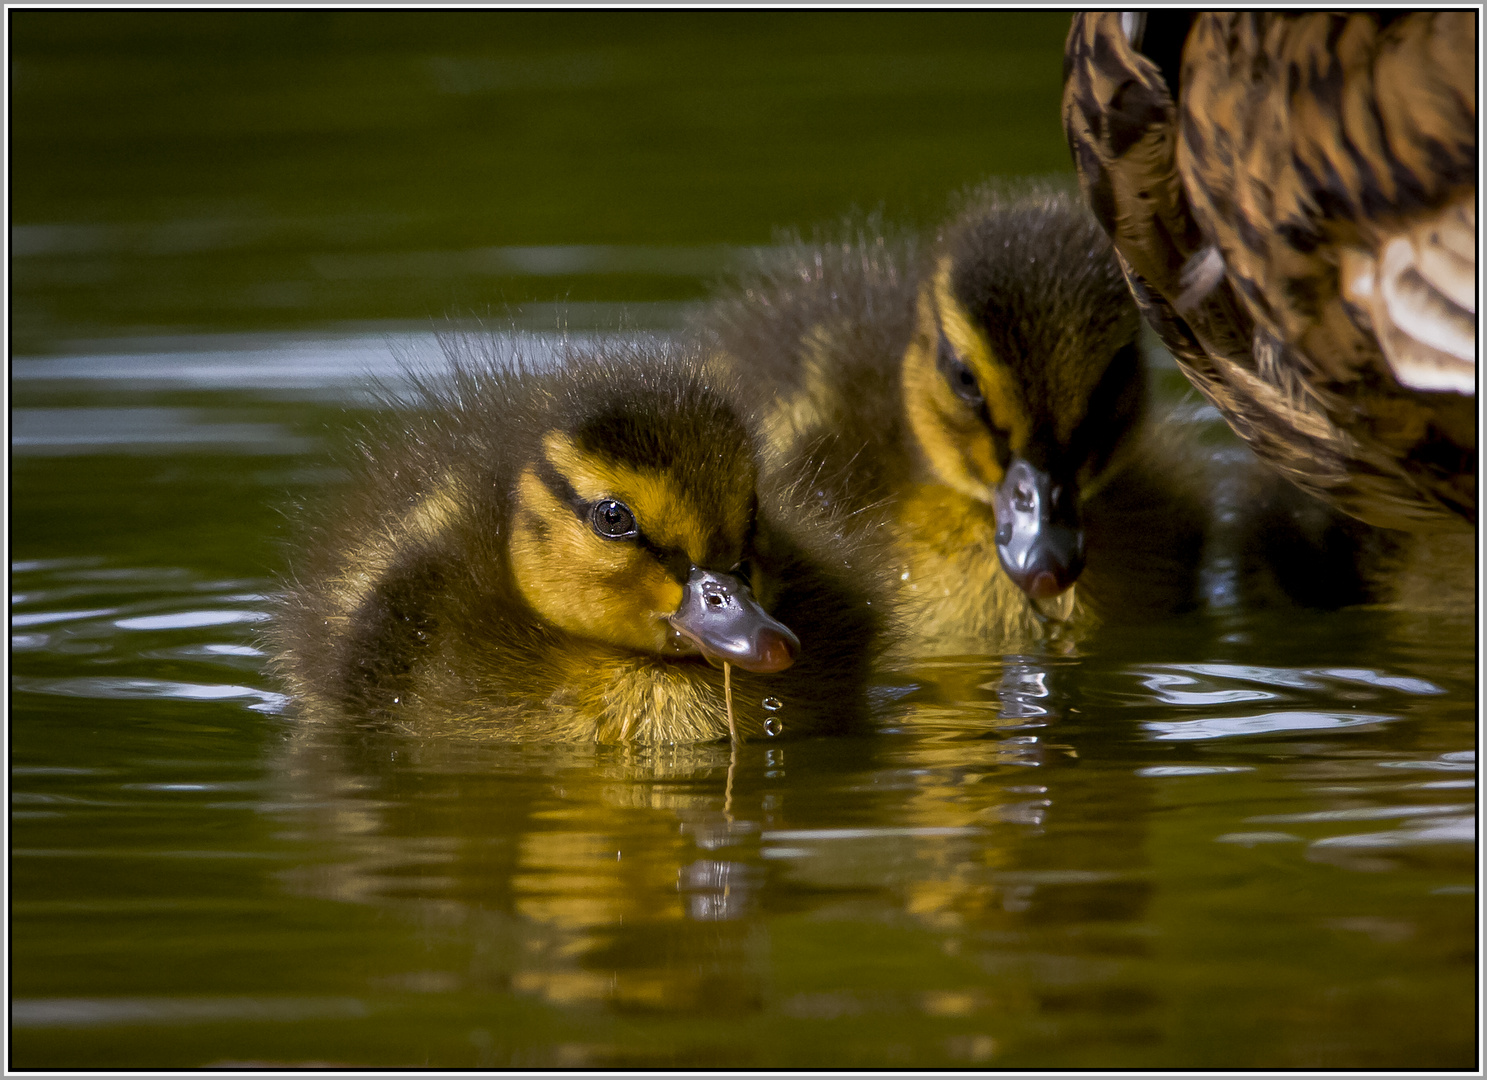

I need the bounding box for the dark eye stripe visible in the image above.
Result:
[935,320,1014,468]
[534,459,587,518]
[936,328,985,406]
[532,460,691,582]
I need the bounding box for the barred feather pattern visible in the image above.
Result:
[1063,10,1476,531]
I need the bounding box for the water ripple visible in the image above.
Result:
[1249,803,1470,824]
[116,610,267,630]
[12,607,118,628]
[13,675,287,710]
[1137,765,1254,777]
[1132,662,1446,713]
[1311,668,1444,695]
[12,996,368,1028]
[762,826,981,842]
[1311,815,1475,848]
[1144,711,1396,742]
[1376,752,1475,773]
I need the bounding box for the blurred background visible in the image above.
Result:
[11,9,1073,352]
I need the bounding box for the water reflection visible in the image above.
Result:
[268,723,773,1016]
[1127,660,1457,744]
[993,657,1052,720]
[886,654,1074,739]
[1146,710,1397,741]
[249,644,1171,1044]
[12,406,310,455]
[678,859,760,921]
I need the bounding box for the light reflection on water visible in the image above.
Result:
[10,336,1477,1069]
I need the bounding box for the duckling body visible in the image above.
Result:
[1063,11,1476,531]
[270,337,882,743]
[701,187,1208,658]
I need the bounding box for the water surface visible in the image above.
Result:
[11,334,1478,1069]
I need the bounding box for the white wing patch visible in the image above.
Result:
[1342,197,1476,395]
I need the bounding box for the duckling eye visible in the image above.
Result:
[589,499,638,540]
[937,333,984,406]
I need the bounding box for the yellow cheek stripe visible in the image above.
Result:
[930,257,1031,455]
[540,432,750,564]
[902,288,1002,504]
[510,466,683,654]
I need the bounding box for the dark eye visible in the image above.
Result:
[589,499,637,539]
[937,333,984,406]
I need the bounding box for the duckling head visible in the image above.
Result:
[507,364,800,673]
[901,189,1144,600]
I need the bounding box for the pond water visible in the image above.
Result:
[11,333,1479,1070]
[8,10,1479,1071]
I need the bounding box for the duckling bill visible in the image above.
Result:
[269,336,879,743]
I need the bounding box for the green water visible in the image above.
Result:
[9,11,1478,1070]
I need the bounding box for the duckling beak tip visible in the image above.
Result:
[738,627,800,673]
[1026,570,1066,601]
[668,567,801,674]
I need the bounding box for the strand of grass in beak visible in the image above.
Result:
[723,661,738,820]
[724,661,738,744]
[722,660,740,821]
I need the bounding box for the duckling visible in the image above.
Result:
[1063,11,1475,532]
[268,335,883,743]
[700,185,1208,658]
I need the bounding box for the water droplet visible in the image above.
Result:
[763,717,783,737]
[761,697,783,712]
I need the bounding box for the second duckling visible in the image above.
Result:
[269,335,883,743]
[701,185,1209,656]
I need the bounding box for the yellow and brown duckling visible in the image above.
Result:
[269,336,883,743]
[700,185,1209,657]
[1063,11,1475,532]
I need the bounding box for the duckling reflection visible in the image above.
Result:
[265,664,1162,1055]
[269,335,883,743]
[702,185,1208,659]
[762,662,1156,976]
[269,722,772,1020]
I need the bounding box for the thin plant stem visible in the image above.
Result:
[724,661,738,744]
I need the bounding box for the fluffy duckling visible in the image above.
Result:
[1063,11,1475,531]
[700,186,1208,657]
[269,336,882,743]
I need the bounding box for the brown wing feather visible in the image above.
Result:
[1063,11,1476,531]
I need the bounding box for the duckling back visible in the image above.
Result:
[701,215,922,507]
[269,334,885,743]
